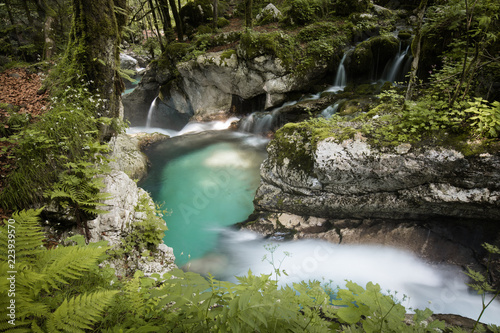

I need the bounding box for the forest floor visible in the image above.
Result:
[0,68,50,220]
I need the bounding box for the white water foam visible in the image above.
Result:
[194,229,500,325]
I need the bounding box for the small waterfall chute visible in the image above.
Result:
[325,50,350,93]
[381,44,410,82]
[145,96,158,128]
[320,101,342,119]
[239,101,297,134]
[334,52,348,87]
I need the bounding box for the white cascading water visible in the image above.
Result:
[381,44,410,82]
[189,228,500,326]
[320,100,342,118]
[145,96,158,128]
[238,101,297,134]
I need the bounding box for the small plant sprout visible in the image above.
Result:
[262,243,291,283]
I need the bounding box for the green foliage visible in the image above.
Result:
[464,243,500,333]
[297,21,340,42]
[262,243,291,282]
[461,98,500,138]
[0,106,31,137]
[100,268,447,332]
[333,0,371,16]
[0,80,113,211]
[0,209,118,332]
[110,192,168,257]
[284,0,318,26]
[238,30,299,69]
[333,281,445,332]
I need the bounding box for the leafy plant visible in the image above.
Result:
[44,159,112,242]
[262,243,291,282]
[465,243,500,333]
[0,81,113,210]
[0,209,118,332]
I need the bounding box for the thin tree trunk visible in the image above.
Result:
[405,0,427,101]
[449,0,479,107]
[22,0,34,25]
[245,0,253,29]
[44,16,55,60]
[168,0,183,41]
[157,0,173,42]
[213,0,218,30]
[148,0,165,52]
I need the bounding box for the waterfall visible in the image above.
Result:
[334,52,348,87]
[381,44,410,82]
[325,51,350,93]
[320,101,342,119]
[145,96,158,128]
[239,101,297,134]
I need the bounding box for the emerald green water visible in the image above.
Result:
[139,131,267,266]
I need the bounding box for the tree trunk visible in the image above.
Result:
[245,0,253,29]
[65,0,127,137]
[405,0,427,101]
[148,0,165,52]
[44,16,56,60]
[157,0,173,42]
[213,0,218,30]
[168,0,183,41]
[22,0,34,25]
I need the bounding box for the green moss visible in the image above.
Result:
[220,48,236,65]
[237,30,299,69]
[333,0,371,16]
[164,42,191,62]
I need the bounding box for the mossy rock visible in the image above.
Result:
[217,17,230,28]
[197,25,213,35]
[334,0,371,16]
[398,30,412,40]
[349,35,399,76]
[283,0,317,26]
[163,42,191,62]
[180,0,213,28]
[297,22,339,42]
[350,41,373,75]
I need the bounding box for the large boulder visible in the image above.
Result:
[245,128,500,270]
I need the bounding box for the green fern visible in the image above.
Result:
[0,209,117,332]
[46,290,119,333]
[36,245,109,293]
[0,208,45,263]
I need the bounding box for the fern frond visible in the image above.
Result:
[36,245,109,291]
[46,290,118,333]
[0,208,45,263]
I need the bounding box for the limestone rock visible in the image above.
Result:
[247,131,500,270]
[120,53,138,71]
[125,50,328,122]
[107,133,148,181]
[256,4,282,22]
[87,171,145,245]
[256,136,500,221]
[88,170,177,277]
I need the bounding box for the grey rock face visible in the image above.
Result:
[256,136,500,221]
[120,53,139,71]
[88,170,177,277]
[107,133,148,181]
[124,51,328,123]
[247,133,500,270]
